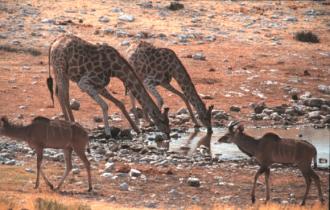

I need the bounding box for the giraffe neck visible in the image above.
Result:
[111,57,163,123]
[173,62,207,119]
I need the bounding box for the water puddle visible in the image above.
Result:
[148,127,330,168]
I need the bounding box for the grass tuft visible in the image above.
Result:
[35,198,91,210]
[0,44,42,56]
[294,31,320,43]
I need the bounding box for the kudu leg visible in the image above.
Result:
[251,166,267,203]
[264,167,271,202]
[74,147,92,192]
[100,88,140,133]
[55,149,73,191]
[310,169,324,204]
[301,170,312,206]
[40,170,54,190]
[162,83,201,128]
[34,148,43,189]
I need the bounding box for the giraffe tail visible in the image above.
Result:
[47,39,55,108]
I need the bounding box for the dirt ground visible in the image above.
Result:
[0,0,329,209]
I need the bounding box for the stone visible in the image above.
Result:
[70,99,80,110]
[230,106,240,112]
[187,177,200,187]
[118,14,135,22]
[303,98,324,108]
[284,16,297,22]
[93,116,103,122]
[129,169,142,177]
[121,40,130,46]
[167,2,184,11]
[213,112,229,120]
[72,168,80,175]
[41,19,55,24]
[318,85,330,95]
[111,7,122,13]
[252,102,266,114]
[119,182,129,191]
[104,162,115,172]
[176,107,189,115]
[5,159,16,165]
[101,172,113,178]
[25,168,34,173]
[99,16,110,23]
[308,111,322,120]
[192,53,206,60]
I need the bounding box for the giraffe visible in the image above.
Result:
[47,35,170,137]
[128,41,213,133]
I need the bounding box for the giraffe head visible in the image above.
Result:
[154,107,170,138]
[200,105,213,133]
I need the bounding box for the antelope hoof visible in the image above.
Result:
[88,187,93,192]
[251,196,256,204]
[320,198,325,204]
[300,201,306,206]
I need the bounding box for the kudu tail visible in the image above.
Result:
[313,152,317,169]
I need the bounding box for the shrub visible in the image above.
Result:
[294,31,320,43]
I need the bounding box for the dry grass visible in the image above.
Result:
[0,44,42,56]
[294,31,320,43]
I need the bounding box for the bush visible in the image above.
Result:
[294,31,320,43]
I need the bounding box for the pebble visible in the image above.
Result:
[187,177,200,187]
[104,162,115,172]
[129,168,142,177]
[119,182,129,191]
[192,53,206,60]
[70,99,80,111]
[99,16,110,23]
[118,14,135,22]
[318,85,330,95]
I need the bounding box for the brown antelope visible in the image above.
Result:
[0,116,92,192]
[218,121,324,205]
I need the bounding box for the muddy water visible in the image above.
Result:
[149,127,330,168]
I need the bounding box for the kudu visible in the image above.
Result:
[218,121,324,205]
[0,116,92,192]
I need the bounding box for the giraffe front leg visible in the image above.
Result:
[78,78,111,137]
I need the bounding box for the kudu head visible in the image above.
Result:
[218,121,243,143]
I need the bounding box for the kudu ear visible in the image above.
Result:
[228,121,239,132]
[237,124,244,133]
[208,105,214,116]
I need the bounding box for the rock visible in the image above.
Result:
[199,94,213,99]
[318,85,330,95]
[167,2,184,11]
[119,182,129,191]
[129,169,142,177]
[187,177,200,187]
[5,159,16,165]
[93,116,103,122]
[213,112,229,120]
[121,40,130,46]
[104,162,115,172]
[252,102,266,114]
[25,168,34,173]
[308,111,322,120]
[230,106,240,112]
[22,66,31,71]
[111,7,122,13]
[322,115,330,124]
[41,18,55,24]
[70,99,80,110]
[72,168,80,175]
[284,16,297,22]
[270,112,282,121]
[303,98,324,108]
[118,14,135,22]
[176,107,189,115]
[99,16,110,23]
[101,172,113,178]
[192,53,206,60]
[203,35,216,42]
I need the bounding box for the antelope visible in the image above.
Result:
[218,121,324,205]
[0,116,92,192]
